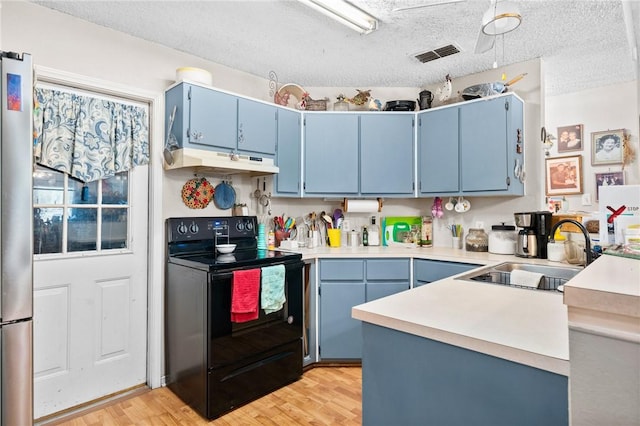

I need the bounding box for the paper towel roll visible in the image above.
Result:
[343,198,382,213]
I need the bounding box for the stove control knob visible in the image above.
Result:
[245,220,254,231]
[177,222,188,235]
[189,223,199,234]
[235,222,244,232]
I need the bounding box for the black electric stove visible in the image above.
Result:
[165,216,304,420]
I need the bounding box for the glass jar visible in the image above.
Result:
[488,223,516,254]
[465,228,489,252]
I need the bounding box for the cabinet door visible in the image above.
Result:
[237,98,277,156]
[418,107,460,194]
[319,282,365,359]
[188,85,237,150]
[366,282,409,302]
[304,114,359,195]
[360,114,414,196]
[413,259,480,287]
[275,108,302,196]
[460,97,509,192]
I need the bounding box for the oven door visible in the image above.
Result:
[207,259,303,369]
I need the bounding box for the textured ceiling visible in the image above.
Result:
[30,0,640,96]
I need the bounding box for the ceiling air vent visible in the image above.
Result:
[414,43,461,63]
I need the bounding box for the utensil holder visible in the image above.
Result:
[327,229,341,247]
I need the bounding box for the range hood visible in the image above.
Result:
[163,148,279,176]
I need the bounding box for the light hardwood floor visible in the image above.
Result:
[43,367,362,425]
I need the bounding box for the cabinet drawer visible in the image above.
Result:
[366,259,410,281]
[414,259,480,283]
[319,259,364,281]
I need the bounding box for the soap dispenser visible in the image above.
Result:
[368,216,380,246]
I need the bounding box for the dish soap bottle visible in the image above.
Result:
[368,216,380,246]
[362,226,369,246]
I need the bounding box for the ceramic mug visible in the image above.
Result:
[445,197,455,211]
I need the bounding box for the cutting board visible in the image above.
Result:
[382,216,422,246]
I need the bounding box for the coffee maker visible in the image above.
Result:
[514,211,552,258]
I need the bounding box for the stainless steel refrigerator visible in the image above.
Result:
[0,51,34,425]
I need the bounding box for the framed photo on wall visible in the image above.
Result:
[595,171,625,201]
[591,129,624,165]
[545,155,583,196]
[557,124,583,152]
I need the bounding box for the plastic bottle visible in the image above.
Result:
[267,230,275,250]
[362,226,369,246]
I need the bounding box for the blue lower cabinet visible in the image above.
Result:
[413,258,480,287]
[319,281,365,360]
[361,323,568,426]
[319,258,409,360]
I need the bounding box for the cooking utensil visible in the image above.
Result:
[461,73,527,100]
[253,178,261,198]
[323,214,333,229]
[213,180,236,210]
[333,208,343,223]
[383,100,416,111]
[163,105,179,165]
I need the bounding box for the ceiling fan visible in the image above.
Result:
[474,0,523,54]
[391,0,466,13]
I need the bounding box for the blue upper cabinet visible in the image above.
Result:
[418,93,524,197]
[360,114,415,196]
[237,97,277,156]
[304,113,359,195]
[186,84,237,150]
[275,108,302,196]
[418,106,460,195]
[165,82,278,158]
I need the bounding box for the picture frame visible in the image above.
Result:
[545,155,583,196]
[557,124,583,152]
[595,171,625,201]
[591,129,625,165]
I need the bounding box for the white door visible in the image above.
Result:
[32,163,149,418]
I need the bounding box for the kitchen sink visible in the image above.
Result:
[455,262,583,293]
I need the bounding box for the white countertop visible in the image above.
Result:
[352,267,571,376]
[563,254,640,338]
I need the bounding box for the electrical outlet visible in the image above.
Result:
[582,193,592,206]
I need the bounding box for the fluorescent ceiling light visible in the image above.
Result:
[481,0,522,36]
[298,0,378,34]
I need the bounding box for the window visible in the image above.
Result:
[33,165,130,255]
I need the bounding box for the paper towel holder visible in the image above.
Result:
[342,198,383,213]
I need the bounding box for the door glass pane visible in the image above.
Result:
[102,173,129,205]
[67,208,97,252]
[33,208,63,254]
[33,166,64,205]
[102,208,128,249]
[69,179,98,204]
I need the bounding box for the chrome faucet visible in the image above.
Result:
[548,219,596,266]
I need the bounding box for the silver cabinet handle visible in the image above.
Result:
[188,129,203,141]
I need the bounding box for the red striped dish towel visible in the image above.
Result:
[231,269,261,323]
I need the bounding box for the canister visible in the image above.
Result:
[488,223,516,254]
[466,228,489,252]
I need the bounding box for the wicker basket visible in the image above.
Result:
[305,98,327,111]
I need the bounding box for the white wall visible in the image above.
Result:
[544,81,640,213]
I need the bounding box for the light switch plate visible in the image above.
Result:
[581,193,592,206]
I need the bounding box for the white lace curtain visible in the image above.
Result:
[33,87,149,183]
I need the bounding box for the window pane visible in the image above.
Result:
[34,207,63,254]
[102,173,129,205]
[102,208,128,249]
[33,166,64,205]
[67,208,97,252]
[68,179,98,204]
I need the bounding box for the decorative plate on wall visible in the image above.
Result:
[181,177,214,209]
